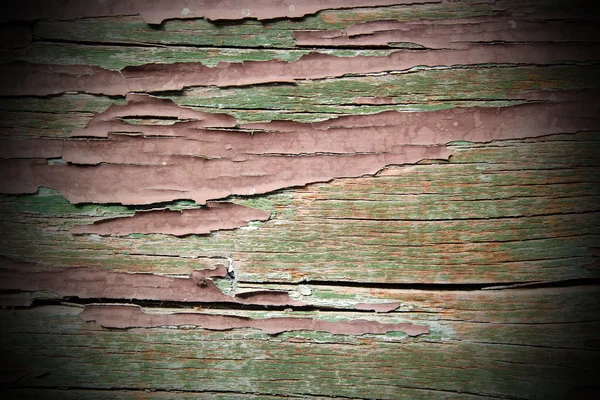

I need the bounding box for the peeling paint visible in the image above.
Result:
[354,302,401,313]
[71,202,271,236]
[0,148,450,205]
[0,257,303,307]
[79,303,429,336]
[2,95,598,205]
[70,93,237,137]
[3,43,600,96]
[242,99,600,139]
[0,0,441,24]
[295,18,599,48]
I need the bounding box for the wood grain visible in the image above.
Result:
[0,0,599,398]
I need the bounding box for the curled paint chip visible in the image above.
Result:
[79,303,430,336]
[70,93,237,138]
[354,302,401,313]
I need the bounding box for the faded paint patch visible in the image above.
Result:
[79,303,430,336]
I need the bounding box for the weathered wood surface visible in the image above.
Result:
[0,0,599,399]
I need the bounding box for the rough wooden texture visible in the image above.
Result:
[0,1,599,399]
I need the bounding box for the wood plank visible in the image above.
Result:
[1,0,599,398]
